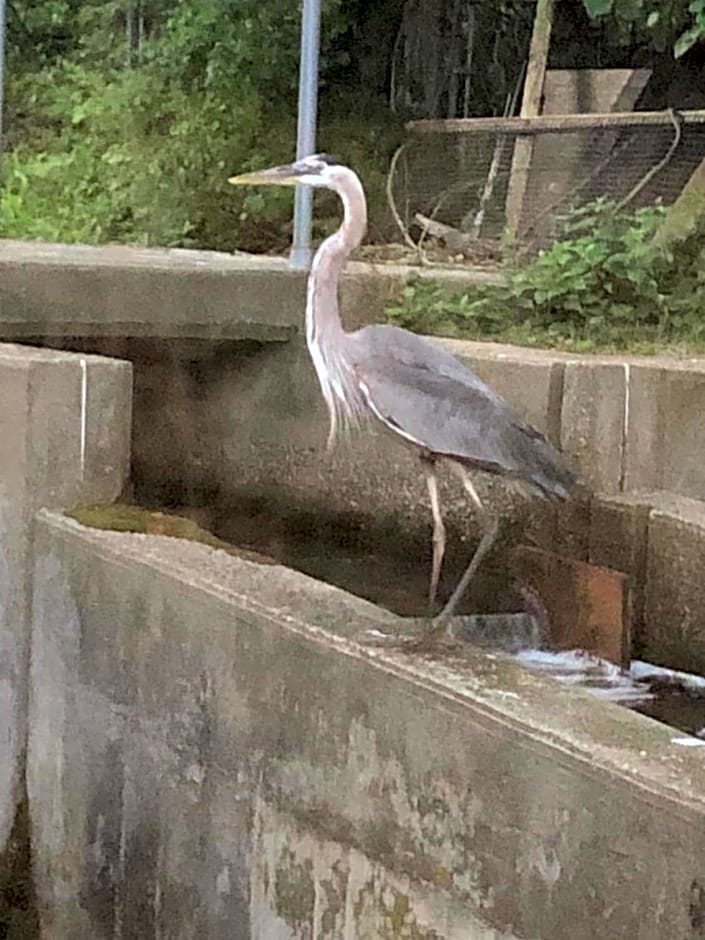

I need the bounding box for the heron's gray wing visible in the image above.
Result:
[348,324,575,499]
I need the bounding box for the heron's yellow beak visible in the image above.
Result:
[228,164,300,187]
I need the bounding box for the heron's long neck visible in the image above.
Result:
[305,173,367,350]
[305,170,368,446]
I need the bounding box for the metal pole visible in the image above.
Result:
[289,0,321,270]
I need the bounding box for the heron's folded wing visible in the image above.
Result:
[353,352,574,498]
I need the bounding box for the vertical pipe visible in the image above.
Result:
[289,0,321,271]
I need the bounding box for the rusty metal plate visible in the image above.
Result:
[514,545,630,666]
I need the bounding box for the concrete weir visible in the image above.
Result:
[4,242,705,935]
[29,514,705,938]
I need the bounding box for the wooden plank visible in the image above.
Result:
[505,0,554,242]
[406,108,705,135]
[514,546,630,666]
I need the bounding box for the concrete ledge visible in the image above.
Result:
[642,493,705,673]
[8,239,705,504]
[0,242,304,342]
[0,241,495,344]
[28,511,705,938]
[624,361,705,499]
[589,491,705,674]
[0,343,131,855]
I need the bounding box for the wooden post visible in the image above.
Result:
[504,0,554,243]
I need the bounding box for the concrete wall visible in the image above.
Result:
[8,244,705,665]
[127,335,705,562]
[5,246,705,934]
[589,491,705,674]
[29,512,705,939]
[7,243,705,507]
[0,345,131,869]
[0,240,499,345]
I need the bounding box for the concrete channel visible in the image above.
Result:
[3,240,705,937]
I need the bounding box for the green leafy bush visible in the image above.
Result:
[1,0,400,251]
[388,199,705,352]
[581,0,705,57]
[2,63,269,246]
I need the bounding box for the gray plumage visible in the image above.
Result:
[346,323,574,500]
[228,154,576,638]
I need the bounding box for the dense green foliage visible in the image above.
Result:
[389,201,705,353]
[4,0,705,284]
[2,0,403,250]
[581,0,705,57]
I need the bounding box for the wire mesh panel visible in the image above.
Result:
[390,114,705,258]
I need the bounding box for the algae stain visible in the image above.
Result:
[355,881,441,940]
[67,503,277,565]
[360,820,453,891]
[284,801,455,895]
[319,861,347,937]
[389,892,410,933]
[273,848,315,930]
[379,887,443,939]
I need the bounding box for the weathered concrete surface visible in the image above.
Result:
[642,493,705,674]
[29,511,705,939]
[589,492,651,657]
[0,344,131,858]
[560,361,627,495]
[589,491,705,673]
[623,361,705,499]
[0,240,497,343]
[131,336,572,562]
[124,328,705,634]
[9,241,705,509]
[12,243,705,666]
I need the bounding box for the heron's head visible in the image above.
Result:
[228,154,344,190]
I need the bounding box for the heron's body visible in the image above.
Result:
[229,155,576,637]
[345,322,573,499]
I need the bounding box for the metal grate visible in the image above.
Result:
[388,110,705,257]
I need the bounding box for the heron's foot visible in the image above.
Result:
[359,626,419,649]
[405,613,465,653]
[359,616,466,653]
[360,631,414,649]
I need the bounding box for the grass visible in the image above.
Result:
[427,320,705,357]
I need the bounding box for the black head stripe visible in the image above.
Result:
[314,153,342,167]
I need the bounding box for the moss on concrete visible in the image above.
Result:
[280,800,456,898]
[67,503,277,566]
[273,849,315,930]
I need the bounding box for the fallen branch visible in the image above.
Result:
[386,143,424,257]
[414,213,473,254]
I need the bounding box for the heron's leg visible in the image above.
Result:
[431,462,499,634]
[433,517,500,630]
[451,460,484,514]
[425,466,446,609]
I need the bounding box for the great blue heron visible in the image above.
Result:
[229,154,576,642]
